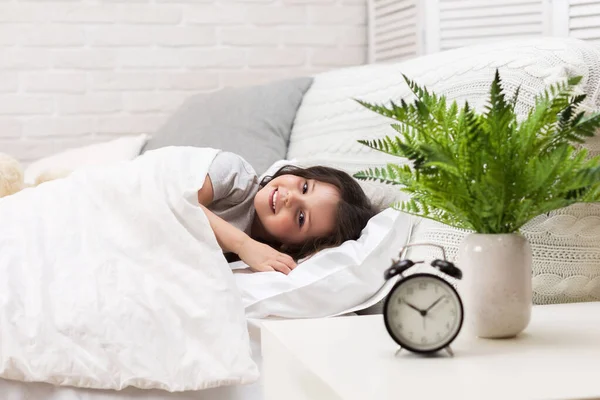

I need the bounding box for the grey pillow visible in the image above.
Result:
[143,77,314,175]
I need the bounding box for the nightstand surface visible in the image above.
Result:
[261,302,600,400]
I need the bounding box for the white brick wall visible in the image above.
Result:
[0,0,367,163]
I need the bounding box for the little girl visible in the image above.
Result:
[199,151,377,274]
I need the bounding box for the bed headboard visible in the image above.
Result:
[367,0,580,65]
[366,0,422,64]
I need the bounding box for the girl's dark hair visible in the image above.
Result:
[260,165,378,260]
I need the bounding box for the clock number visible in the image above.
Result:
[408,332,414,340]
[450,308,456,317]
[418,282,427,290]
[434,285,439,294]
[421,336,428,344]
[436,332,442,340]
[445,322,451,331]
[406,288,414,295]
[397,323,403,330]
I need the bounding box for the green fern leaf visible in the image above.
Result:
[354,69,600,233]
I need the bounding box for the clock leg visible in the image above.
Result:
[444,346,454,357]
[395,346,403,357]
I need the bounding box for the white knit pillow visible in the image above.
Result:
[406,205,600,304]
[288,37,600,305]
[289,37,600,165]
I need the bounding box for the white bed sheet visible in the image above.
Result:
[0,321,264,400]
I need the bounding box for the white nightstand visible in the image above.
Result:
[261,302,600,400]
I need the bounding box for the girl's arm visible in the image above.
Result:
[198,175,296,274]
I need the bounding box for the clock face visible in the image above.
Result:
[384,274,463,353]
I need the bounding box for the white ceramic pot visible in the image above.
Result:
[457,233,532,339]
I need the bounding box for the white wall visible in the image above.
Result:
[0,0,367,163]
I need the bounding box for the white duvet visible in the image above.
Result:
[0,147,259,392]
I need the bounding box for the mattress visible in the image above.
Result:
[0,321,264,400]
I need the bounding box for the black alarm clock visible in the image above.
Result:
[383,243,464,356]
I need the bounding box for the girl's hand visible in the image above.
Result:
[238,238,297,274]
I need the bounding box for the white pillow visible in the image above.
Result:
[233,208,414,319]
[24,134,148,185]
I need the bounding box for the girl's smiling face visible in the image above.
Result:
[252,174,340,246]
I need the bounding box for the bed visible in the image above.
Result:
[5,36,600,399]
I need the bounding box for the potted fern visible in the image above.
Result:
[354,71,600,338]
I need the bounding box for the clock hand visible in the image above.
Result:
[402,298,426,316]
[425,295,446,313]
